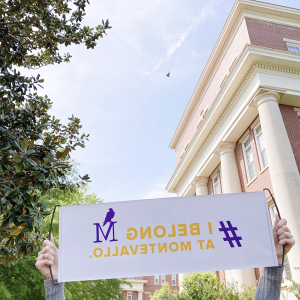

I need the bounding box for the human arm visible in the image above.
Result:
[35,236,65,300]
[254,215,295,300]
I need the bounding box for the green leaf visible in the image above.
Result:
[28,140,34,150]
[21,138,28,150]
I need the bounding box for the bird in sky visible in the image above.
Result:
[103,208,115,226]
[166,72,170,77]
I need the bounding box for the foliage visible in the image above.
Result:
[0,187,128,299]
[151,273,256,300]
[0,0,111,265]
[285,268,300,299]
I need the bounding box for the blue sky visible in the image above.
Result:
[30,0,300,202]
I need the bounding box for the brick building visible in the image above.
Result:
[166,0,300,289]
[122,274,179,300]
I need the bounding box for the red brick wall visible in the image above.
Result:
[279,105,300,173]
[246,18,300,51]
[235,118,273,194]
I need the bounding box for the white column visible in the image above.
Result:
[217,142,257,287]
[193,176,209,195]
[138,291,143,300]
[254,91,300,280]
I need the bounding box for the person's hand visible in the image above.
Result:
[272,214,295,264]
[35,235,59,280]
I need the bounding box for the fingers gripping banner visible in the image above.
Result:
[58,191,277,282]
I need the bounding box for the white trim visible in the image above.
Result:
[238,129,249,144]
[166,48,300,194]
[294,107,300,112]
[283,38,300,47]
[161,275,166,284]
[127,292,133,300]
[169,0,300,149]
[154,275,159,285]
[220,74,228,88]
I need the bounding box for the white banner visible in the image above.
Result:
[58,191,277,282]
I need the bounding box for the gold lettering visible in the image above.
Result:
[129,245,138,255]
[158,243,167,253]
[154,225,166,238]
[140,244,148,254]
[120,246,129,256]
[169,242,179,252]
[94,248,103,258]
[178,224,188,236]
[180,241,191,251]
[149,243,157,253]
[168,224,176,237]
[104,247,110,257]
[206,239,215,249]
[197,240,205,250]
[112,246,119,256]
[140,226,152,239]
[127,228,138,240]
[190,223,200,235]
[208,222,213,234]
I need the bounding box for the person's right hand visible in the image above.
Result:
[35,235,59,280]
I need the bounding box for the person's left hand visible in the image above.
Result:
[272,214,295,264]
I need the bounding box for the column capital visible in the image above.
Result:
[253,91,281,108]
[216,142,236,156]
[192,176,208,187]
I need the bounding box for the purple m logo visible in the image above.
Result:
[93,222,118,243]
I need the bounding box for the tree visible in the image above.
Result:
[0,187,128,299]
[0,0,111,265]
[151,273,256,300]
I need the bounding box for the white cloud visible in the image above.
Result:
[144,2,215,75]
[144,183,176,199]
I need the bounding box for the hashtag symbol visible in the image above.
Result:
[219,221,242,248]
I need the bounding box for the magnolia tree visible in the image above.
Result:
[0,0,111,265]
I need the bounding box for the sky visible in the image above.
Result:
[27,0,300,202]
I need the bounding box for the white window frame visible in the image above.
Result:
[283,38,300,54]
[212,174,219,194]
[242,136,256,182]
[161,275,165,284]
[172,274,176,286]
[127,292,132,300]
[154,275,159,285]
[254,123,268,171]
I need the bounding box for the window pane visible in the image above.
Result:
[249,162,256,181]
[172,274,176,285]
[297,112,300,122]
[161,275,165,284]
[261,149,268,169]
[288,45,300,53]
[155,275,159,285]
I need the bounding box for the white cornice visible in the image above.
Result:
[169,0,300,150]
[166,46,300,194]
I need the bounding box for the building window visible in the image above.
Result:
[172,274,176,286]
[127,292,132,300]
[154,275,159,285]
[297,112,300,122]
[161,275,165,284]
[287,45,300,53]
[128,277,133,279]
[242,136,256,182]
[212,174,219,194]
[254,123,268,170]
